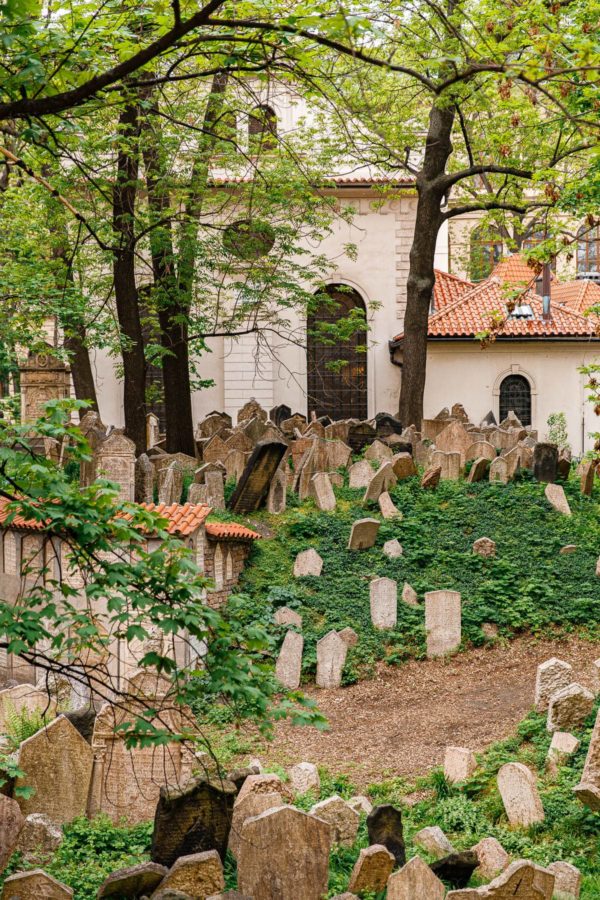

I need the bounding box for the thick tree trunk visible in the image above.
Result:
[399,106,455,428]
[64,325,98,414]
[113,100,147,454]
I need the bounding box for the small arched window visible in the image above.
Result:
[248,105,277,151]
[499,374,531,426]
[577,225,600,274]
[470,225,503,282]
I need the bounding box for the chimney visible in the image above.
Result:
[541,263,551,320]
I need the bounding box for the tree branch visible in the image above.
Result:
[442,200,551,221]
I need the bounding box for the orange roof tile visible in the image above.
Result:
[432,269,474,309]
[135,502,211,535]
[490,253,541,287]
[206,521,261,541]
[552,279,600,316]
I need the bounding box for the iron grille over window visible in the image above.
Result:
[499,374,531,426]
[307,285,367,420]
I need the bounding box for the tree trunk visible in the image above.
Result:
[399,105,455,428]
[113,100,147,454]
[64,325,98,414]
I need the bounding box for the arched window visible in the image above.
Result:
[470,225,503,282]
[213,543,224,590]
[248,105,277,151]
[307,284,368,420]
[577,225,600,274]
[499,374,531,426]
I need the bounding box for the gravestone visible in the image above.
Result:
[379,491,401,519]
[229,791,284,860]
[325,421,350,442]
[370,577,398,629]
[237,806,332,900]
[228,441,288,513]
[347,844,395,895]
[497,762,545,826]
[274,607,302,628]
[349,795,372,814]
[203,435,229,466]
[309,796,359,847]
[415,439,433,468]
[473,537,496,558]
[547,731,580,771]
[347,518,380,550]
[197,411,232,438]
[316,631,348,688]
[413,825,455,858]
[544,483,571,515]
[432,450,461,481]
[471,837,510,881]
[503,446,523,479]
[374,413,404,439]
[465,441,496,462]
[205,470,225,510]
[14,813,63,865]
[270,404,292,427]
[445,859,552,899]
[288,762,320,794]
[0,795,24,870]
[444,747,477,784]
[187,482,207,504]
[293,548,323,577]
[153,850,224,897]
[338,627,358,647]
[347,421,377,452]
[225,431,254,454]
[363,462,397,502]
[365,440,394,463]
[19,346,71,424]
[580,460,596,496]
[383,539,403,558]
[195,461,226,484]
[421,466,441,489]
[238,399,267,424]
[547,683,594,732]
[366,804,405,866]
[281,413,307,436]
[349,459,374,489]
[402,583,418,607]
[534,658,573,712]
[225,449,248,483]
[2,869,73,899]
[98,862,167,898]
[424,590,461,658]
[547,861,581,900]
[557,452,571,480]
[275,631,303,690]
[574,707,600,809]
[94,430,136,501]
[266,467,287,514]
[135,453,154,503]
[387,856,444,900]
[431,852,479,889]
[151,776,237,867]
[15,716,93,823]
[326,440,352,470]
[392,453,417,480]
[310,473,336,511]
[489,456,509,483]
[435,420,472,465]
[533,443,558,483]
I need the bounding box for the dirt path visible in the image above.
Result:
[249,636,599,788]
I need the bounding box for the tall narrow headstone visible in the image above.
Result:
[228,441,288,513]
[316,631,348,688]
[533,443,558,483]
[534,658,573,712]
[275,631,304,690]
[310,472,336,511]
[135,453,154,503]
[544,482,572,516]
[497,762,545,826]
[574,707,600,810]
[370,577,398,629]
[424,590,461,658]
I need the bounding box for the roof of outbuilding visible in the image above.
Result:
[552,279,600,316]
[489,254,541,286]
[432,269,474,309]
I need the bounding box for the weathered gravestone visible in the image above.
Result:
[310,472,336,511]
[489,456,509,484]
[431,851,479,889]
[370,577,397,629]
[387,856,445,900]
[533,443,558,483]
[135,453,154,503]
[347,518,380,550]
[374,412,404,439]
[365,440,394,463]
[547,861,581,900]
[466,441,496,463]
[338,626,358,647]
[94,430,136,501]
[534,658,573,712]
[402,582,418,607]
[293,548,323,577]
[547,731,580,771]
[347,844,395,895]
[97,862,168,898]
[273,607,302,628]
[14,813,63,865]
[275,631,304,690]
[497,762,545,827]
[266,466,286,514]
[366,804,405,866]
[238,399,267,424]
[435,420,472,465]
[392,453,417,480]
[580,460,596,496]
[270,404,292,427]
[153,850,224,897]
[467,457,490,483]
[309,796,359,847]
[471,837,510,881]
[413,825,455,858]
[237,806,332,900]
[15,716,93,824]
[383,538,403,558]
[316,631,348,688]
[444,747,477,784]
[547,683,595,733]
[544,482,571,515]
[288,762,320,794]
[446,859,552,899]
[205,470,225,510]
[228,791,284,860]
[224,449,248,483]
[151,776,237,868]
[347,421,377,452]
[378,491,401,519]
[473,537,496,558]
[363,462,397,503]
[158,461,183,505]
[2,869,74,899]
[574,707,600,810]
[0,795,24,870]
[349,459,374,489]
[432,450,461,481]
[424,590,461,658]
[228,441,288,513]
[421,466,441,489]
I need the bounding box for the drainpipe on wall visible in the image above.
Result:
[541,263,551,320]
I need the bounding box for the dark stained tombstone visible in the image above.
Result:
[374,413,403,439]
[581,460,596,496]
[135,453,154,504]
[430,851,478,888]
[269,404,292,427]
[366,804,406,867]
[347,421,377,453]
[197,412,232,439]
[480,410,497,427]
[557,452,571,480]
[228,440,288,513]
[280,413,307,436]
[533,442,558,483]
[151,776,237,868]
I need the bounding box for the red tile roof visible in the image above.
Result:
[432,269,474,309]
[490,253,541,286]
[552,279,600,316]
[0,498,259,541]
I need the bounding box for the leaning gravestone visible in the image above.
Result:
[421,466,441,489]
[347,421,377,452]
[229,791,284,860]
[364,462,397,503]
[547,861,581,900]
[387,856,444,900]
[266,466,287,514]
[310,472,336,511]
[0,795,24,870]
[152,850,224,897]
[580,459,596,496]
[348,518,380,550]
[544,482,571,516]
[574,707,600,810]
[424,590,461,658]
[533,442,558,483]
[293,548,323,577]
[349,459,374,489]
[288,762,320,794]
[151,775,237,867]
[2,869,74,899]
[379,491,401,519]
[309,796,359,847]
[470,837,510,881]
[270,404,292,427]
[275,631,304,690]
[97,862,167,899]
[467,457,490,483]
[347,844,395,895]
[497,762,545,826]
[366,804,406,866]
[228,440,288,513]
[316,631,348,688]
[445,859,551,899]
[547,683,595,732]
[534,658,573,712]
[444,747,477,784]
[237,806,332,900]
[274,607,302,628]
[15,716,93,823]
[370,577,398,629]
